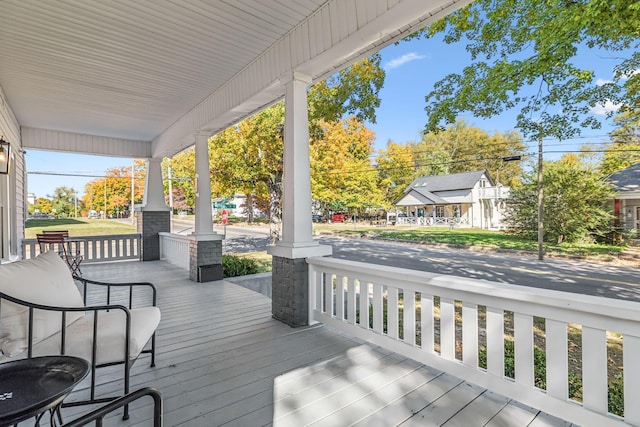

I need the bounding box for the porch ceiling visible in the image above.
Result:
[0,0,469,159]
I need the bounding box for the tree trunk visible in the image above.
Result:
[267,173,283,245]
[245,193,254,224]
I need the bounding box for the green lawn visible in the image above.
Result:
[25,218,136,238]
[318,225,625,257]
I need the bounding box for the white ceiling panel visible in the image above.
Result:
[0,0,469,157]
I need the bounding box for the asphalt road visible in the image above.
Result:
[171,219,640,301]
[324,236,640,302]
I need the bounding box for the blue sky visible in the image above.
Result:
[26,34,624,199]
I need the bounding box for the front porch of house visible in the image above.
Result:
[58,259,574,427]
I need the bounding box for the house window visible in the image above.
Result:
[479,179,487,188]
[454,205,461,217]
[436,206,445,217]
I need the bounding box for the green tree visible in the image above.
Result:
[412,0,640,141]
[600,112,640,175]
[504,154,615,244]
[48,186,78,217]
[308,53,385,134]
[413,120,525,187]
[375,141,416,206]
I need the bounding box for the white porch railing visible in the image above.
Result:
[22,234,141,262]
[307,256,640,427]
[478,185,510,200]
[159,232,190,270]
[397,216,469,226]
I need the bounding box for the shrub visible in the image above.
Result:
[222,254,261,278]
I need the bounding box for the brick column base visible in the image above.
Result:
[271,256,308,327]
[136,210,170,261]
[189,238,223,282]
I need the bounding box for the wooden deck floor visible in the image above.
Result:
[59,260,574,427]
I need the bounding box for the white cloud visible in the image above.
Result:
[621,69,640,80]
[596,78,613,86]
[383,52,426,70]
[590,100,621,115]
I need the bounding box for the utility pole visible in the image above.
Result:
[104,179,107,219]
[537,127,544,261]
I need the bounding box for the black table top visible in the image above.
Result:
[0,356,90,426]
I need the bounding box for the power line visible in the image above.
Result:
[28,171,108,178]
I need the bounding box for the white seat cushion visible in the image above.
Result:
[0,251,85,357]
[29,306,161,365]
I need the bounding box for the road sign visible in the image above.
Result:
[221,209,228,225]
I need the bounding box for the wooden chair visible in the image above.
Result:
[36,232,83,276]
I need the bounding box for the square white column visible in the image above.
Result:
[142,157,169,211]
[268,72,331,260]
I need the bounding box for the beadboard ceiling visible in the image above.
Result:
[0,0,468,158]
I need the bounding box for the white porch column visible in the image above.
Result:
[268,72,331,259]
[193,132,216,236]
[189,132,223,282]
[142,157,168,211]
[268,72,331,327]
[137,157,170,261]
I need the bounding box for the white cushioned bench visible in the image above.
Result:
[0,251,160,419]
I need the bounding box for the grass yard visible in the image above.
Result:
[317,225,625,258]
[25,218,136,238]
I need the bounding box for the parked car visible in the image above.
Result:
[312,214,323,223]
[331,212,347,223]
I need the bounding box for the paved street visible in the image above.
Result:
[171,220,640,301]
[325,236,640,302]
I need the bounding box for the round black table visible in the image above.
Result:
[0,356,90,427]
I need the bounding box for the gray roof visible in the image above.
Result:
[406,170,492,193]
[396,189,448,206]
[607,163,640,193]
[394,170,492,206]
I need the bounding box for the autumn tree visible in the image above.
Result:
[413,120,525,187]
[30,197,53,215]
[82,162,145,217]
[311,117,384,215]
[163,150,195,212]
[209,55,386,242]
[374,141,416,206]
[412,0,640,142]
[210,104,284,242]
[504,154,615,244]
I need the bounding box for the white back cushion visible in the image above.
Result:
[0,251,85,357]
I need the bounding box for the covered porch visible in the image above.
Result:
[60,259,572,426]
[1,2,640,426]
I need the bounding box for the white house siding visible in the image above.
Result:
[0,84,23,260]
[396,193,428,206]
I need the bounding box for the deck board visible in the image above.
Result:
[49,260,573,426]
